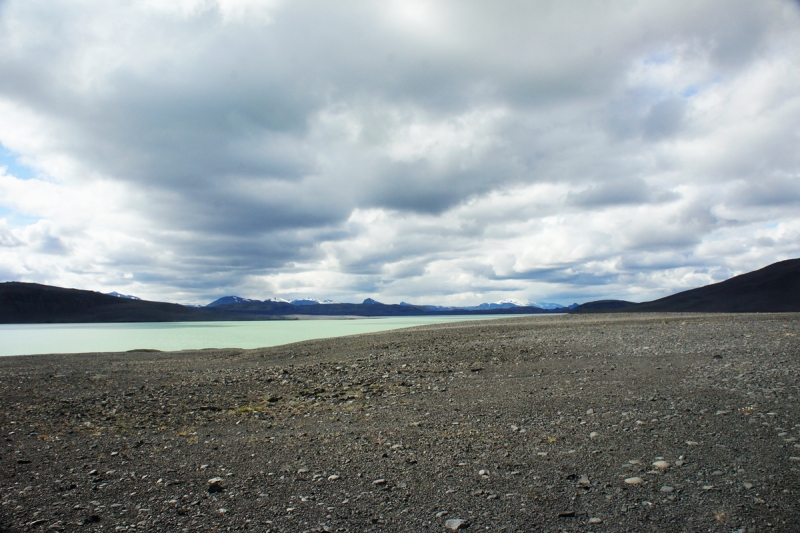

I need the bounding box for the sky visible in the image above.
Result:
[1,0,799,306]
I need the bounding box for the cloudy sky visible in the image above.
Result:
[1,0,799,306]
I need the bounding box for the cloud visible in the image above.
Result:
[0,0,798,304]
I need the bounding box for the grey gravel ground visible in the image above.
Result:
[1,313,800,532]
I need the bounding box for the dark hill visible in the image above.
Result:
[629,258,800,312]
[572,258,800,314]
[570,300,636,313]
[0,282,238,323]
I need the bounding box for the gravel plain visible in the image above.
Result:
[1,313,799,532]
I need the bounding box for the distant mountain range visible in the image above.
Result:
[3,258,797,323]
[570,258,800,313]
[197,297,564,319]
[0,285,566,323]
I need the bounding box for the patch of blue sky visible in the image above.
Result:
[643,52,672,65]
[0,144,37,180]
[681,85,698,98]
[0,206,39,227]
[765,221,780,229]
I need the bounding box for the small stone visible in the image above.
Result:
[652,461,670,469]
[207,477,225,493]
[702,485,714,490]
[790,457,800,462]
[372,479,387,485]
[297,468,310,474]
[557,510,575,517]
[589,517,603,524]
[435,511,448,518]
[711,470,723,476]
[715,410,730,416]
[686,441,699,446]
[577,474,590,488]
[88,470,99,476]
[589,431,599,439]
[743,482,754,489]
[660,486,674,493]
[478,469,488,477]
[586,408,594,415]
[327,475,340,481]
[511,425,519,432]
[624,477,644,485]
[674,459,686,467]
[445,518,467,530]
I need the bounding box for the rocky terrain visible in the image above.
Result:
[1,313,799,532]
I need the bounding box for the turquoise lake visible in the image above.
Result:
[0,315,532,357]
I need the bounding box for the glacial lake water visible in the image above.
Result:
[0,315,533,357]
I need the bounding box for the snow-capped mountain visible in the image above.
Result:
[528,301,568,310]
[264,297,292,304]
[290,298,336,306]
[107,291,140,300]
[206,296,259,307]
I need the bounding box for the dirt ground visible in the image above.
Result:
[1,313,799,532]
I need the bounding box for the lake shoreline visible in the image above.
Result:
[2,313,799,532]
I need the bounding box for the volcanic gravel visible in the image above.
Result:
[1,313,799,532]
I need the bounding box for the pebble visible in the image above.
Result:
[327,475,340,481]
[586,408,594,415]
[445,518,467,530]
[589,431,599,439]
[478,469,489,477]
[372,479,387,485]
[624,477,644,485]
[557,511,575,517]
[686,441,699,446]
[743,482,754,489]
[435,511,448,518]
[790,457,800,462]
[577,474,591,488]
[589,517,602,524]
[297,468,310,474]
[207,477,225,493]
[652,460,670,469]
[660,486,674,493]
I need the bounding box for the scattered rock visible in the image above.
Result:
[327,474,340,481]
[588,517,603,524]
[660,486,674,493]
[624,477,644,485]
[577,474,591,488]
[372,478,387,485]
[207,477,225,493]
[652,460,670,469]
[444,518,468,530]
[557,511,575,517]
